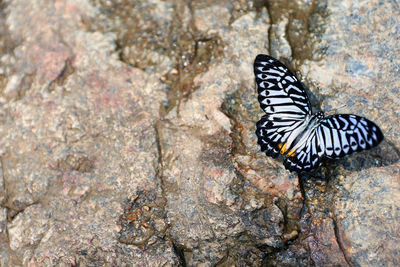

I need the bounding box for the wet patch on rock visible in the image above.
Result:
[159,32,224,116]
[57,153,94,173]
[156,116,301,264]
[118,191,167,248]
[222,84,304,234]
[91,0,225,116]
[266,0,329,61]
[90,0,175,70]
[265,173,348,266]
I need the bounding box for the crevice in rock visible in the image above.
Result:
[3,208,14,265]
[47,56,75,92]
[384,138,400,159]
[115,122,176,251]
[172,242,187,267]
[0,156,6,205]
[264,1,273,55]
[0,0,17,95]
[154,121,166,202]
[0,156,42,222]
[332,215,352,267]
[6,200,40,222]
[298,174,307,201]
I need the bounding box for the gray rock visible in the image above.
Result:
[333,164,400,266]
[0,0,398,266]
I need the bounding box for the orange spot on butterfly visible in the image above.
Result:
[278,143,288,154]
[287,149,296,157]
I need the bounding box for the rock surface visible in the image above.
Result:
[0,0,398,266]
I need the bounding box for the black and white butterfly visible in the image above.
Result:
[254,54,384,173]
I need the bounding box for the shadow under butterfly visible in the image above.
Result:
[254,54,384,174]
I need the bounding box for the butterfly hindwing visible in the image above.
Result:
[283,128,323,173]
[317,114,383,158]
[282,114,383,173]
[256,115,310,154]
[255,115,281,158]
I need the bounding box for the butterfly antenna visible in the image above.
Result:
[325,104,348,116]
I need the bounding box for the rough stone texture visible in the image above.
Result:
[0,0,178,266]
[0,0,398,266]
[156,6,303,264]
[297,1,400,266]
[333,164,400,266]
[0,206,10,266]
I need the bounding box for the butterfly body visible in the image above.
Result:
[286,112,324,155]
[254,54,383,173]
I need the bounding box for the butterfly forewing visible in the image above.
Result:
[255,54,312,157]
[318,114,383,158]
[254,54,312,118]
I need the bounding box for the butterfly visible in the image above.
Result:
[254,54,384,173]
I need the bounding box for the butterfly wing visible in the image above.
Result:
[254,54,312,157]
[316,114,384,158]
[283,114,384,173]
[283,128,323,173]
[254,54,312,118]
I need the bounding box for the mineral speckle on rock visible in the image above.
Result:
[0,0,398,266]
[118,191,167,247]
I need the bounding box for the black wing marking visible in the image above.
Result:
[256,114,307,158]
[283,128,323,173]
[282,114,384,173]
[254,54,312,156]
[256,115,280,158]
[254,54,312,119]
[317,114,384,158]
